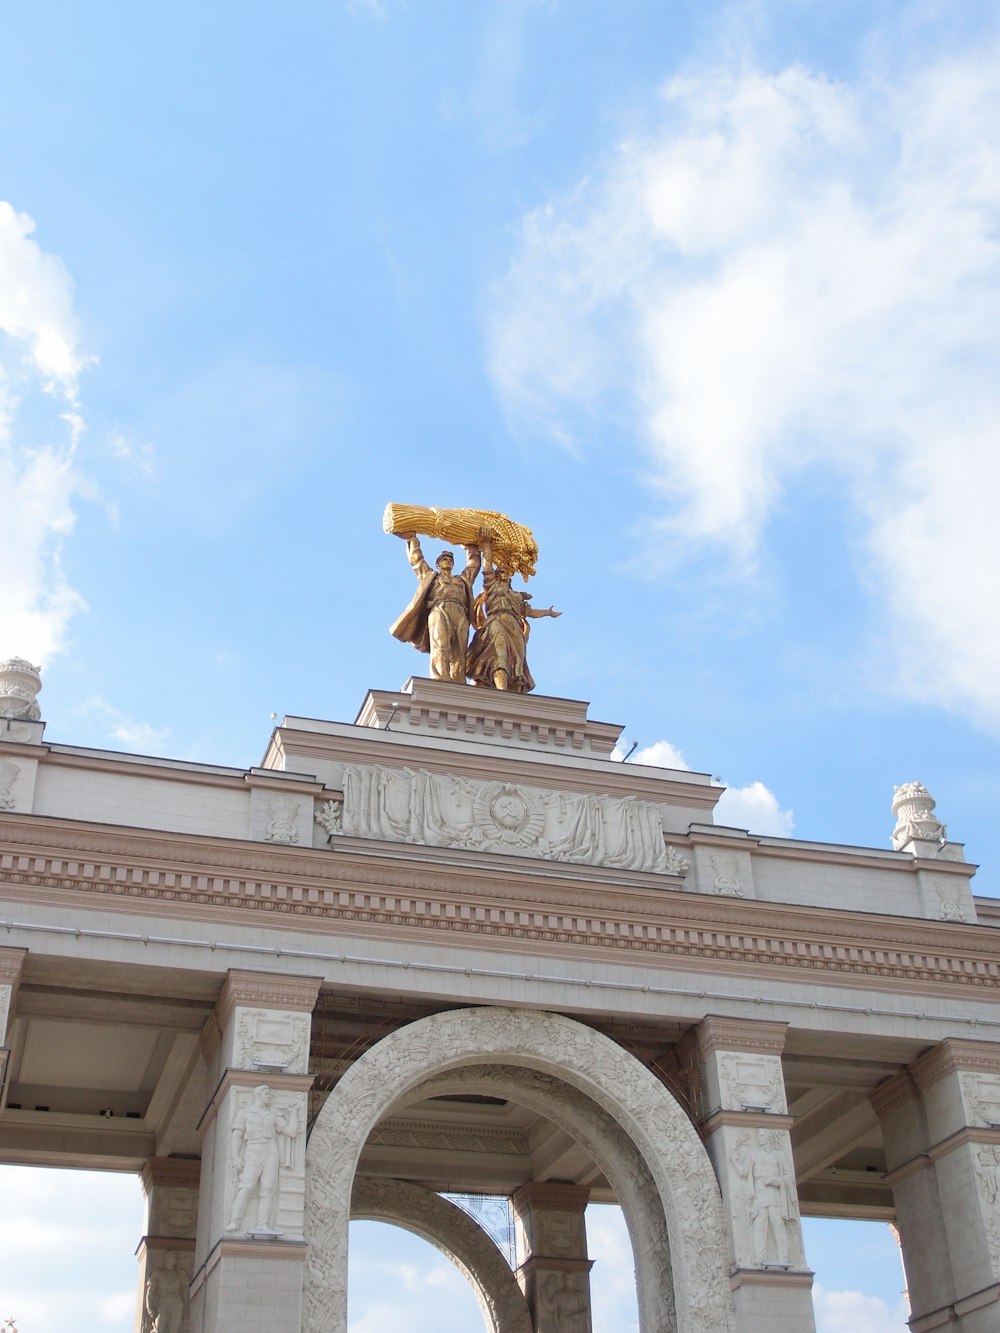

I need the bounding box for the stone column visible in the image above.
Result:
[135,1157,200,1333]
[189,970,321,1333]
[684,1016,816,1333]
[0,946,26,1109]
[874,1040,1000,1331]
[512,1183,593,1332]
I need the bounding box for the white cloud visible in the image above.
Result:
[490,39,1000,726]
[0,201,91,664]
[617,736,793,834]
[813,1283,909,1333]
[617,738,691,770]
[715,779,794,836]
[83,696,171,753]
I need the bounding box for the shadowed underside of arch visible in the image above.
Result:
[351,1176,532,1333]
[305,1006,736,1333]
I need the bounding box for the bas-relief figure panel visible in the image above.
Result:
[316,762,671,875]
[224,1084,307,1237]
[726,1129,804,1269]
[141,1250,192,1333]
[974,1145,1000,1273]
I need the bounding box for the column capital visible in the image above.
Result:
[215,970,322,1029]
[512,1182,590,1214]
[911,1038,1000,1091]
[142,1155,202,1193]
[0,946,26,988]
[688,1016,789,1058]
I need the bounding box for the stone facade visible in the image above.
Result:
[0,673,998,1330]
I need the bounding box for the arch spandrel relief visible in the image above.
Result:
[304,1007,736,1333]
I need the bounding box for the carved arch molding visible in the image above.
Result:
[351,1176,532,1333]
[305,1006,736,1333]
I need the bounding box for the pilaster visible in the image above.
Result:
[136,1157,200,1333]
[0,946,26,1110]
[685,1016,816,1333]
[911,1042,1000,1331]
[190,970,320,1333]
[512,1182,593,1332]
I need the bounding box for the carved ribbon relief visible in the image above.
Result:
[320,762,670,874]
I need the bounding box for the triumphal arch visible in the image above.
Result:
[2,507,1000,1332]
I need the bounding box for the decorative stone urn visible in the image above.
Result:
[0,659,42,722]
[891,781,946,850]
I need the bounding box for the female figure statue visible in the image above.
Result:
[467,529,561,693]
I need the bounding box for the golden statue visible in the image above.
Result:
[386,507,558,691]
[467,529,561,693]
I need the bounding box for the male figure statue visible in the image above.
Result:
[733,1128,795,1264]
[143,1251,186,1333]
[389,533,481,682]
[225,1084,298,1232]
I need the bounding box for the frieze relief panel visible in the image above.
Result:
[317,762,671,875]
[961,1073,1000,1128]
[233,1009,310,1074]
[718,1053,785,1114]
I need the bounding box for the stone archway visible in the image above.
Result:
[403,1063,675,1332]
[304,1006,736,1333]
[351,1176,532,1333]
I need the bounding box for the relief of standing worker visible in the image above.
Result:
[389,532,482,682]
[467,527,561,693]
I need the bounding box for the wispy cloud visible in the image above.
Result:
[813,1283,909,1333]
[82,696,170,753]
[490,36,1000,727]
[0,202,91,664]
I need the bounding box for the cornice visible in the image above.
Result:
[4,814,1000,1002]
[276,728,718,809]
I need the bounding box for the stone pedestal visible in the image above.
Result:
[512,1183,593,1332]
[872,1040,1000,1331]
[685,1017,817,1333]
[189,971,320,1333]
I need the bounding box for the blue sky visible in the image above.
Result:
[1,0,998,1328]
